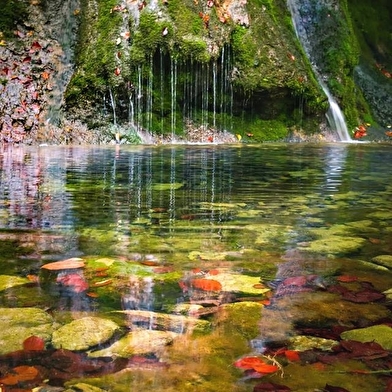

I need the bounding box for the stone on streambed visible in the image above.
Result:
[113,310,211,334]
[0,275,30,291]
[288,335,338,352]
[0,307,54,355]
[52,317,120,351]
[88,329,178,358]
[298,236,367,256]
[371,255,392,269]
[340,325,392,350]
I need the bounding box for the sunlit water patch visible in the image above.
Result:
[0,143,391,391]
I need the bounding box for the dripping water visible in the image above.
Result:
[109,87,117,126]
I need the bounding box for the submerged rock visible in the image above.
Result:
[0,307,54,355]
[298,236,366,256]
[371,255,392,269]
[340,325,392,350]
[288,335,338,352]
[88,329,178,358]
[52,317,120,351]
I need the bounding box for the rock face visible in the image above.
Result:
[0,0,391,143]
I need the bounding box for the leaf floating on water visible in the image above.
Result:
[41,258,85,270]
[190,278,222,292]
[23,335,45,351]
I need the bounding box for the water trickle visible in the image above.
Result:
[170,58,178,140]
[287,0,351,141]
[109,87,117,126]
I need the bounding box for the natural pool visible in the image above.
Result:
[0,143,391,392]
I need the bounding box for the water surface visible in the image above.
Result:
[0,143,391,391]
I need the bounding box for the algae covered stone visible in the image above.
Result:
[52,317,120,351]
[371,255,392,269]
[298,236,366,256]
[340,325,392,350]
[88,329,178,358]
[0,307,54,355]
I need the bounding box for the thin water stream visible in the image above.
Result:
[287,0,352,141]
[0,144,391,391]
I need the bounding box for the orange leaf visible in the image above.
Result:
[191,278,222,291]
[284,350,300,361]
[92,279,112,287]
[252,363,279,374]
[234,356,263,369]
[41,258,85,271]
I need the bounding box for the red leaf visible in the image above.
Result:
[234,357,278,374]
[234,356,265,369]
[252,363,279,374]
[56,273,89,293]
[23,336,45,351]
[284,350,300,362]
[30,41,42,52]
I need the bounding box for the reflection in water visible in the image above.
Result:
[0,144,391,391]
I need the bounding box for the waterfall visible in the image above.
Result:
[287,0,351,141]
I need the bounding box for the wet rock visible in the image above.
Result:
[298,236,367,256]
[88,329,178,358]
[340,325,392,350]
[0,275,30,291]
[0,307,54,355]
[64,383,106,392]
[288,335,338,352]
[52,317,120,351]
[371,255,392,269]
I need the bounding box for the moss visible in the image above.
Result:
[0,0,28,38]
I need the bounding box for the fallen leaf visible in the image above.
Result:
[284,350,300,362]
[41,258,85,270]
[191,278,222,291]
[23,336,45,351]
[57,273,89,293]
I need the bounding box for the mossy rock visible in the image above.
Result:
[298,236,367,256]
[88,329,178,358]
[371,255,392,269]
[340,325,392,350]
[0,275,29,291]
[52,317,120,351]
[0,307,54,355]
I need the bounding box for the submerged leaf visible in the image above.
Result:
[254,382,291,391]
[191,278,222,292]
[23,336,45,351]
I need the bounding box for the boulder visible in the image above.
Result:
[340,325,392,350]
[88,329,178,358]
[0,307,54,355]
[52,317,120,351]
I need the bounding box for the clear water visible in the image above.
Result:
[0,143,391,391]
